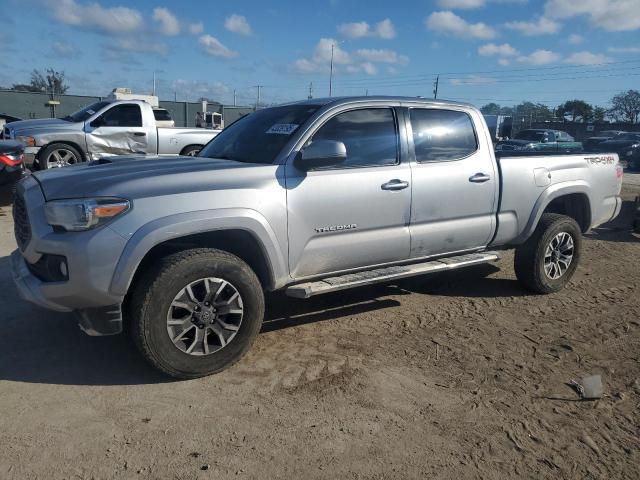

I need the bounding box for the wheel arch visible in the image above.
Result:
[110,209,288,297]
[516,182,592,244]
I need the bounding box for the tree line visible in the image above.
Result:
[2,68,69,95]
[480,90,640,124]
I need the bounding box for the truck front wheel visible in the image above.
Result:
[40,143,82,169]
[129,248,265,379]
[514,213,582,294]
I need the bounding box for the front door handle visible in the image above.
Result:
[381,179,409,191]
[133,132,147,137]
[469,173,491,183]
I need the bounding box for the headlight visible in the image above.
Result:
[44,198,130,231]
[17,136,36,147]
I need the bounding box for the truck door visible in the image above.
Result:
[286,107,411,279]
[85,103,150,159]
[406,107,498,257]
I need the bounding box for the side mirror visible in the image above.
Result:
[90,117,104,128]
[296,140,347,170]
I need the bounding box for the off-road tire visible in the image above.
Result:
[514,213,582,294]
[39,143,83,169]
[129,248,264,379]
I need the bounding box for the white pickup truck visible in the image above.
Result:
[1,100,221,169]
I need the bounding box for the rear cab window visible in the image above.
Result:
[153,109,172,121]
[409,109,478,162]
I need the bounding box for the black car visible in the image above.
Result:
[593,132,640,170]
[0,140,26,185]
[583,130,626,151]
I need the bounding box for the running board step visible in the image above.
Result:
[285,252,500,299]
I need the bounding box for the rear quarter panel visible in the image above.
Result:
[492,153,622,246]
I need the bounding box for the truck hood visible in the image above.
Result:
[6,118,73,134]
[32,155,268,200]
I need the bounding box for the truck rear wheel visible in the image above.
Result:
[514,213,582,294]
[129,248,264,379]
[180,145,203,157]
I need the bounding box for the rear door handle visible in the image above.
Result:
[381,179,409,191]
[133,132,147,137]
[469,173,491,183]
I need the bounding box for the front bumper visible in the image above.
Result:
[11,250,72,312]
[23,147,40,167]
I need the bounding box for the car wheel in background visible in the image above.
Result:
[180,145,203,157]
[514,213,582,294]
[40,143,82,169]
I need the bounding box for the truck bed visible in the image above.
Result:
[491,151,623,247]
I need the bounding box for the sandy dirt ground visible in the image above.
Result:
[0,175,639,480]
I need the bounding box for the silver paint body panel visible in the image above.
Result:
[10,96,622,317]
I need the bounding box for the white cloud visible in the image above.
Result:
[478,42,519,56]
[437,0,486,8]
[608,46,640,53]
[544,0,640,31]
[567,33,583,44]
[172,79,230,100]
[355,48,409,64]
[292,38,408,75]
[224,14,252,36]
[45,0,143,34]
[498,58,510,66]
[188,22,204,35]
[375,19,396,39]
[516,49,561,65]
[153,7,180,36]
[565,51,611,65]
[337,19,397,39]
[450,75,496,85]
[425,11,497,39]
[111,38,168,55]
[199,34,238,58]
[504,16,560,35]
[51,41,81,58]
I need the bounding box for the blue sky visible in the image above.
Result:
[1,0,639,109]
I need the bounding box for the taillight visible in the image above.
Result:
[616,166,623,179]
[0,153,23,167]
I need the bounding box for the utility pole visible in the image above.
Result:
[152,71,156,96]
[329,43,335,97]
[365,89,369,96]
[254,85,263,109]
[433,74,439,99]
[233,89,237,106]
[174,91,177,102]
[308,82,313,99]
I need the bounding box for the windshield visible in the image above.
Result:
[63,101,111,123]
[515,130,547,141]
[198,104,320,164]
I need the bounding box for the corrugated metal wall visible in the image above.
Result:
[0,90,253,127]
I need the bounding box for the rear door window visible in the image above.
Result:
[409,109,478,162]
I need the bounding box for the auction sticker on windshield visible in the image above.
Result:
[266,124,299,135]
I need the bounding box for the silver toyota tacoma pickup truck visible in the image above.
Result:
[11,96,623,378]
[1,100,220,169]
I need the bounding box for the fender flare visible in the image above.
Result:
[109,208,288,295]
[514,180,591,244]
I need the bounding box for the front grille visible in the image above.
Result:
[12,192,31,251]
